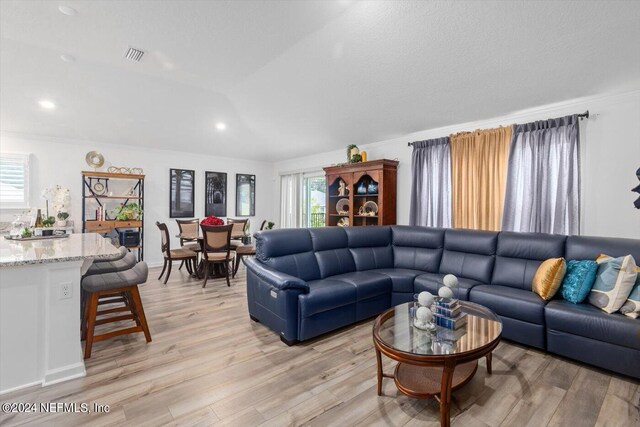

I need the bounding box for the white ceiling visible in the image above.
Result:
[1,0,639,161]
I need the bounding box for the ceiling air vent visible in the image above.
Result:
[124,47,144,62]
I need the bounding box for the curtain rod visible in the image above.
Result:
[407,110,590,147]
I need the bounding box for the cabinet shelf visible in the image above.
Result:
[84,195,142,199]
[323,159,398,227]
[82,172,145,261]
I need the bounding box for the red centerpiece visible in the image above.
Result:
[201,215,224,226]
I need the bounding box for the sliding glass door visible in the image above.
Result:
[302,175,326,228]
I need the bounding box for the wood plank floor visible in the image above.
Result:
[1,265,638,427]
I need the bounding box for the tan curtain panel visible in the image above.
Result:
[449,126,512,231]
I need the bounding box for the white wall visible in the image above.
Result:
[274,90,640,239]
[0,133,277,266]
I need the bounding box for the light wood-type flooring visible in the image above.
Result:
[1,266,638,427]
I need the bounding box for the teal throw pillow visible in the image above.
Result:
[560,260,598,304]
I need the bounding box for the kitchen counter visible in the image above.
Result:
[0,233,120,394]
[0,233,117,267]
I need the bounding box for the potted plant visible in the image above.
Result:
[42,216,56,236]
[113,203,143,221]
[56,211,69,227]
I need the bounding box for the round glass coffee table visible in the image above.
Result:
[373,301,502,427]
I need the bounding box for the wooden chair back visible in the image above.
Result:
[200,224,233,260]
[227,218,248,239]
[176,218,199,244]
[156,222,171,258]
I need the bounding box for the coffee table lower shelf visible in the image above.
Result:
[393,360,478,399]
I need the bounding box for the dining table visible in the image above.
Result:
[176,233,254,279]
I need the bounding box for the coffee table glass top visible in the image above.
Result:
[375,301,502,357]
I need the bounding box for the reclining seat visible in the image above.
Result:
[415,229,497,300]
[545,235,640,379]
[376,226,445,305]
[322,227,392,321]
[247,229,319,344]
[470,232,566,349]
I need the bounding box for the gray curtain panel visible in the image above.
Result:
[502,115,580,235]
[409,137,452,227]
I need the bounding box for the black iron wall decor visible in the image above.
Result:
[236,173,255,217]
[205,171,227,217]
[170,168,195,218]
[633,167,640,210]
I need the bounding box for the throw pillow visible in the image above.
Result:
[532,258,567,301]
[619,267,640,318]
[560,260,598,304]
[588,254,637,313]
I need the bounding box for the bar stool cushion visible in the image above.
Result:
[82,262,149,293]
[94,246,128,263]
[84,252,138,277]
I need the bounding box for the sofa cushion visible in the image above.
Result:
[344,226,393,271]
[414,273,481,300]
[370,268,424,293]
[255,229,321,281]
[299,279,357,317]
[391,226,444,272]
[588,255,637,314]
[439,229,497,283]
[492,232,566,290]
[532,258,567,301]
[309,227,356,278]
[331,271,392,301]
[545,300,640,351]
[565,235,640,262]
[469,285,546,324]
[560,260,599,304]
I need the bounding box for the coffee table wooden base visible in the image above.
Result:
[394,360,478,400]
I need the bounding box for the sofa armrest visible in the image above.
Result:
[244,258,309,292]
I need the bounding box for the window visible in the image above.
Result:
[0,153,30,209]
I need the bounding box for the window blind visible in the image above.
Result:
[0,153,30,208]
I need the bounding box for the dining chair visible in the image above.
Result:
[156,222,198,284]
[200,224,233,288]
[227,218,248,248]
[176,218,200,270]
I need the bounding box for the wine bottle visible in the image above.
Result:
[35,209,44,228]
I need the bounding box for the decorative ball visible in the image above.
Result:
[438,286,455,299]
[416,306,433,323]
[417,291,434,308]
[443,274,459,288]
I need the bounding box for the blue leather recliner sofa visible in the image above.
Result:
[244,226,640,379]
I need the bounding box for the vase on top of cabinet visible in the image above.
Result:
[323,159,398,227]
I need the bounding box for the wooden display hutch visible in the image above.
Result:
[323,159,398,227]
[82,171,145,261]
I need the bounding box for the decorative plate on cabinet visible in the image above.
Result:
[363,201,378,216]
[336,198,350,215]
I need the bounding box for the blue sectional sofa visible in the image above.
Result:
[244,226,640,379]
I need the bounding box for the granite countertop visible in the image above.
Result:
[0,233,120,267]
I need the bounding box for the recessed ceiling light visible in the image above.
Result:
[38,99,56,110]
[60,54,76,62]
[58,5,78,16]
[215,122,226,131]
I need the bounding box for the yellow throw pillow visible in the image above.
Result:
[533,258,567,300]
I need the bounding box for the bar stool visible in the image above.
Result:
[81,262,151,359]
